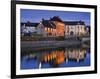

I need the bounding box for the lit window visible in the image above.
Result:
[51,28,53,31]
[48,28,50,31]
[45,27,47,31]
[48,28,50,32]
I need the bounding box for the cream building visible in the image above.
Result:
[64,48,87,62]
[64,21,87,37]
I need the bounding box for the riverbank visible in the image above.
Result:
[22,39,81,46]
[21,40,90,53]
[21,36,90,53]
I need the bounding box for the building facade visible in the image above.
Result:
[64,21,87,37]
[37,16,65,37]
[37,19,56,37]
[21,21,38,36]
[21,17,89,37]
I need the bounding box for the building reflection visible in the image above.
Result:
[23,48,88,68]
[64,48,86,62]
[41,48,87,65]
[42,50,65,65]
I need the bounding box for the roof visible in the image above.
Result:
[21,22,38,27]
[64,21,85,25]
[42,20,56,29]
[50,16,63,22]
[86,25,90,27]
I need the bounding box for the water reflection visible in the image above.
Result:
[21,47,90,69]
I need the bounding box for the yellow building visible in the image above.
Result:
[37,16,65,37]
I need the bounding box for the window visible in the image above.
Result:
[45,27,47,31]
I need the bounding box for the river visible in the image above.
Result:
[21,46,90,69]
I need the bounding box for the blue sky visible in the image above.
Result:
[21,9,90,26]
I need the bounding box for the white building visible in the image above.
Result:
[21,22,38,36]
[64,21,87,37]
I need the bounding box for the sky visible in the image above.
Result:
[21,9,90,26]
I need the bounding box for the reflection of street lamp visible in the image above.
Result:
[66,58,68,62]
[34,52,43,69]
[77,58,79,62]
[39,62,42,69]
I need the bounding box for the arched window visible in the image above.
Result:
[70,31,74,35]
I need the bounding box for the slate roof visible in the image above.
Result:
[21,22,38,27]
[86,25,90,27]
[50,16,63,22]
[64,21,85,25]
[42,20,56,29]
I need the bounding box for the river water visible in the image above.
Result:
[21,47,90,69]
